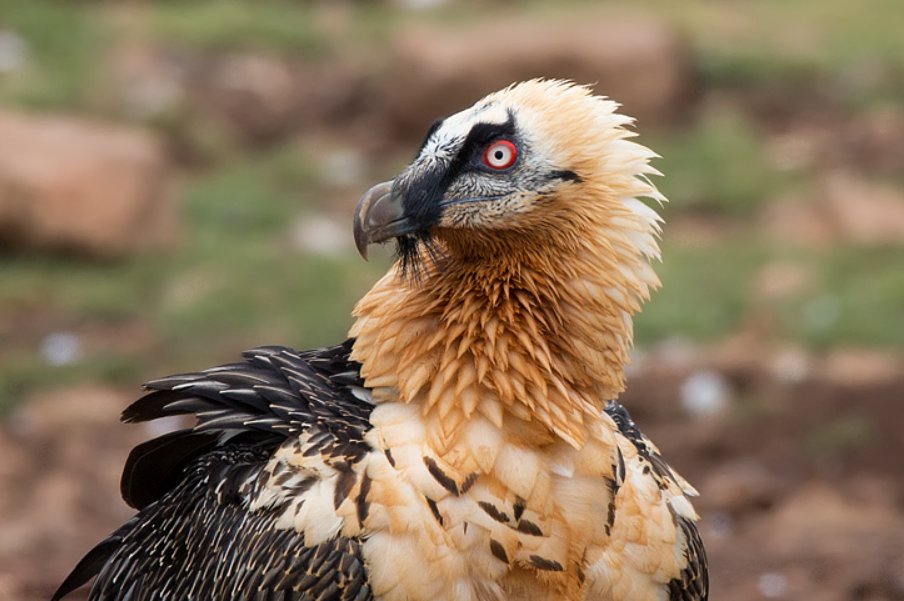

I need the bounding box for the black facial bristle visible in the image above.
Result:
[395,235,421,280]
[395,234,445,284]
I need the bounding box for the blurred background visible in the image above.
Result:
[0,0,902,599]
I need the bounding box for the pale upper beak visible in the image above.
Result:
[353,180,413,259]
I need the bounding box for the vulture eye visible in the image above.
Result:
[481,139,518,170]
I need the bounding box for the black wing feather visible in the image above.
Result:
[54,339,375,601]
[119,341,367,506]
[668,515,709,601]
[52,538,124,601]
[120,429,221,509]
[77,447,371,601]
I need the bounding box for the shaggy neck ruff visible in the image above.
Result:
[350,180,661,451]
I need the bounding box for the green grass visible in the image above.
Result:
[637,241,904,349]
[652,110,791,215]
[0,0,109,109]
[150,0,328,56]
[642,0,904,100]
[185,145,315,242]
[805,415,875,456]
[0,255,168,321]
[775,247,904,348]
[0,352,144,414]
[636,240,766,344]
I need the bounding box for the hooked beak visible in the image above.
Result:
[353,180,416,259]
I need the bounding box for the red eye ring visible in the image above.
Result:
[481,139,518,170]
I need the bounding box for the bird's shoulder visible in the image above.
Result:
[603,400,699,499]
[54,339,377,601]
[599,401,708,601]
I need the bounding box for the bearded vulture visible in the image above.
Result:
[55,79,707,601]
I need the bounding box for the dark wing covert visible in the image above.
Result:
[53,340,376,601]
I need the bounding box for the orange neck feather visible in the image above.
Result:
[350,188,660,451]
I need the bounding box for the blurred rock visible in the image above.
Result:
[392,0,449,8]
[844,105,904,174]
[384,16,694,140]
[0,574,18,601]
[0,427,28,486]
[107,44,369,149]
[0,30,27,74]
[769,482,904,559]
[769,346,811,384]
[821,173,904,244]
[0,111,179,258]
[107,42,189,120]
[9,385,125,435]
[195,53,367,145]
[753,261,813,302]
[817,349,902,387]
[680,369,732,417]
[763,173,904,246]
[202,53,304,143]
[766,125,830,172]
[290,214,349,257]
[40,332,81,367]
[667,215,741,249]
[704,330,771,376]
[757,572,789,599]
[767,105,904,177]
[761,195,835,246]
[700,459,780,514]
[650,337,701,369]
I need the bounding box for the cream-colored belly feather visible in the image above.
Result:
[358,400,621,601]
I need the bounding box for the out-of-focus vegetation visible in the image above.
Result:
[1,0,903,414]
[0,141,389,409]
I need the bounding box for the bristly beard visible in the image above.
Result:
[395,233,445,283]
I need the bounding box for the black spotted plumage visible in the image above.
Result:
[54,340,375,601]
[605,400,709,601]
[667,514,709,601]
[605,400,685,492]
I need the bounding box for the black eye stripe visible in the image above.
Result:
[399,111,520,232]
[457,112,517,165]
[440,111,518,179]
